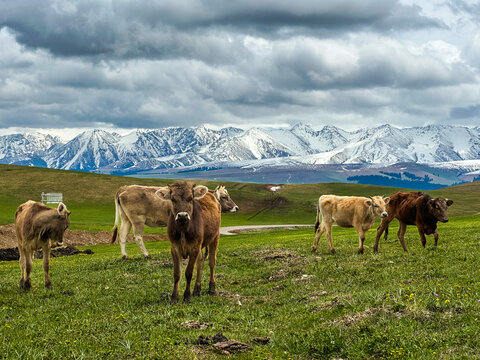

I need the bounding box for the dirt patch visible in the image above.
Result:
[253,249,303,262]
[0,245,94,261]
[333,306,433,326]
[182,321,213,330]
[0,223,168,249]
[213,340,253,354]
[252,337,270,345]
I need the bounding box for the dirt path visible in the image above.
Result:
[220,224,313,235]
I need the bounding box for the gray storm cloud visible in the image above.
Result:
[0,0,479,130]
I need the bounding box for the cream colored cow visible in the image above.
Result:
[312,195,388,254]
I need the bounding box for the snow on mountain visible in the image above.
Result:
[45,129,121,170]
[2,124,480,173]
[0,132,62,166]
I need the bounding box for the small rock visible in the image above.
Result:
[295,274,314,281]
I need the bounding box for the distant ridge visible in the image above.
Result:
[1,124,480,186]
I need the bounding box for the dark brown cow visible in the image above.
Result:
[15,201,71,291]
[111,185,238,259]
[155,182,221,304]
[374,192,453,252]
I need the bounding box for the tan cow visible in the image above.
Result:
[15,200,71,291]
[111,185,238,259]
[155,182,221,303]
[312,195,389,254]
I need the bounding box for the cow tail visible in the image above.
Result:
[314,206,320,234]
[111,194,120,244]
[384,225,389,241]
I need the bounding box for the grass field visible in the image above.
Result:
[1,216,479,359]
[1,165,480,359]
[0,164,479,230]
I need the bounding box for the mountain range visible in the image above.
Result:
[2,124,480,188]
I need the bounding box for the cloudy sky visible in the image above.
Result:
[1,0,480,137]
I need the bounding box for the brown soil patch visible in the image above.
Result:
[0,245,94,262]
[0,223,167,249]
[254,249,303,262]
[182,321,213,330]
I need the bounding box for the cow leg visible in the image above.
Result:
[23,250,33,292]
[42,244,52,289]
[417,226,427,248]
[171,246,181,304]
[356,228,366,254]
[132,222,151,259]
[183,248,200,303]
[208,237,219,295]
[19,247,27,291]
[118,214,131,260]
[193,250,204,297]
[324,222,335,254]
[373,217,392,253]
[397,221,408,252]
[434,229,439,247]
[312,222,325,252]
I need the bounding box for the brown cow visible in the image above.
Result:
[111,185,238,259]
[155,182,221,304]
[312,195,389,254]
[374,192,453,252]
[15,201,71,291]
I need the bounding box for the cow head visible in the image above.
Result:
[55,202,71,246]
[214,186,239,213]
[156,182,208,225]
[427,197,453,223]
[366,196,389,218]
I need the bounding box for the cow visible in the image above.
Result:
[312,195,389,254]
[373,192,453,252]
[155,182,221,304]
[111,185,238,259]
[15,200,71,291]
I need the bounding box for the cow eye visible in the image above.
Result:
[221,196,228,199]
[374,204,378,208]
[187,197,193,202]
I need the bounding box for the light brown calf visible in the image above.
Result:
[312,195,388,254]
[15,201,71,291]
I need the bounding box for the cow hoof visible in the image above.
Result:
[144,254,152,260]
[311,247,317,253]
[357,249,364,255]
[183,295,191,303]
[208,283,216,296]
[122,255,128,260]
[193,286,201,297]
[330,249,336,255]
[171,296,179,304]
[45,282,53,290]
[20,279,31,292]
[372,247,378,253]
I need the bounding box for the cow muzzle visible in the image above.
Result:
[381,212,388,218]
[230,206,239,213]
[441,218,449,223]
[175,212,190,222]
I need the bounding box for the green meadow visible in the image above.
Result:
[0,164,479,359]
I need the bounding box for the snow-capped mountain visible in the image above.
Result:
[2,124,480,178]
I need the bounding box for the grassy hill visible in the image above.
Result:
[0,164,478,231]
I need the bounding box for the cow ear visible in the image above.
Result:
[215,188,221,200]
[155,187,171,200]
[194,185,208,199]
[446,199,453,206]
[365,199,372,206]
[214,186,220,191]
[57,202,67,215]
[384,197,390,205]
